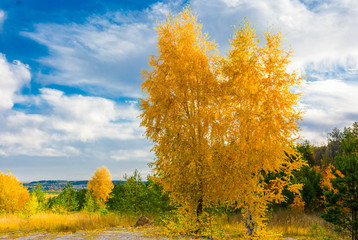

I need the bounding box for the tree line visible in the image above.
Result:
[0,122,357,238]
[0,168,171,218]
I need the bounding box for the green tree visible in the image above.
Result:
[83,190,97,213]
[144,176,171,214]
[30,183,46,211]
[352,122,358,138]
[48,183,79,213]
[122,169,146,215]
[321,128,358,240]
[295,166,323,210]
[76,189,88,210]
[324,127,344,167]
[22,195,39,220]
[294,141,324,210]
[314,145,328,168]
[297,140,315,167]
[107,183,125,212]
[107,173,171,215]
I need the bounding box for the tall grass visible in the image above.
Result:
[192,210,349,239]
[0,212,135,233]
[267,209,323,237]
[0,210,350,239]
[267,209,348,240]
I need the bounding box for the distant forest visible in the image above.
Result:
[23,180,124,192]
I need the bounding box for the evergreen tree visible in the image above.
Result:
[76,189,88,210]
[144,176,171,214]
[321,128,358,240]
[122,169,146,215]
[83,190,97,213]
[296,140,315,167]
[107,183,125,212]
[48,183,79,213]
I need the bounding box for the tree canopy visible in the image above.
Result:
[88,166,114,204]
[0,171,30,213]
[321,128,358,240]
[140,8,305,236]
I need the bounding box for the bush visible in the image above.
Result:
[47,183,79,213]
[0,171,30,213]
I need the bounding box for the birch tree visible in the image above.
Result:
[88,166,114,204]
[217,23,305,235]
[140,9,305,236]
[140,8,220,231]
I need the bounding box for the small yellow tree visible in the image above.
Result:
[87,166,113,204]
[0,170,30,213]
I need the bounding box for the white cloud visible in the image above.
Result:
[189,0,358,144]
[0,54,31,110]
[111,149,153,162]
[0,91,143,156]
[300,79,358,144]
[191,0,358,72]
[21,2,179,97]
[0,54,144,157]
[4,0,358,153]
[39,88,142,142]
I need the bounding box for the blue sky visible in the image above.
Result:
[0,0,357,181]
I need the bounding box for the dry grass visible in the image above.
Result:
[267,209,323,237]
[0,212,136,234]
[45,193,59,199]
[196,210,349,239]
[267,209,348,239]
[0,210,351,239]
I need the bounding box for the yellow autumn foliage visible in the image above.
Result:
[140,7,305,236]
[0,170,30,213]
[140,7,220,222]
[87,166,113,204]
[290,195,305,212]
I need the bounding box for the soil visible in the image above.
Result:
[0,228,203,240]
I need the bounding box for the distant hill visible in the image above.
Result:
[23,180,123,192]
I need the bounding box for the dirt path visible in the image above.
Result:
[0,228,201,239]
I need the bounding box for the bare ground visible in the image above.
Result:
[0,228,203,240]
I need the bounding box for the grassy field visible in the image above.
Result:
[0,210,350,239]
[0,212,135,233]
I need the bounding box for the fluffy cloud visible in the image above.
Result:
[22,2,181,98]
[0,55,144,157]
[0,92,143,156]
[39,88,141,142]
[191,0,358,71]
[111,149,153,162]
[4,0,358,154]
[0,54,30,110]
[300,79,358,144]
[189,0,358,144]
